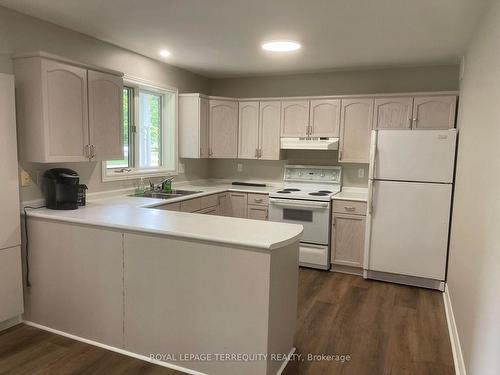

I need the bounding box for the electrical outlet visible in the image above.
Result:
[237,163,243,172]
[20,169,32,187]
[358,168,365,178]
[178,162,185,174]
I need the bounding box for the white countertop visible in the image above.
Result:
[332,187,369,202]
[26,181,303,251]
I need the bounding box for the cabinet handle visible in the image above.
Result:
[254,198,263,203]
[90,145,96,159]
[344,206,355,212]
[258,149,262,158]
[255,148,258,158]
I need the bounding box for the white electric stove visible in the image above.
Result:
[269,165,342,270]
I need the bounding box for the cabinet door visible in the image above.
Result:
[88,70,124,160]
[209,100,238,158]
[199,97,210,158]
[43,59,89,161]
[373,97,413,130]
[247,205,268,221]
[228,192,247,218]
[310,99,341,137]
[412,96,457,130]
[339,98,373,163]
[280,100,309,137]
[259,101,281,160]
[331,214,366,268]
[238,101,259,159]
[0,246,24,322]
[217,193,228,216]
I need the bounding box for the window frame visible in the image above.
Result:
[102,76,178,182]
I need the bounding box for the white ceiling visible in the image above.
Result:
[0,0,489,78]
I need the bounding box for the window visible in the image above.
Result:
[103,78,177,181]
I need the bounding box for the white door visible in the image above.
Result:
[88,70,124,160]
[281,100,309,137]
[238,101,259,159]
[373,129,457,183]
[373,97,413,130]
[412,96,457,130]
[209,100,238,158]
[0,74,21,249]
[259,101,281,160]
[43,59,89,161]
[309,99,341,137]
[367,180,452,280]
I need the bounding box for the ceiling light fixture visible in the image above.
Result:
[261,40,301,52]
[159,49,171,57]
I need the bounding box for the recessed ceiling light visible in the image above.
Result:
[261,40,301,52]
[159,49,171,57]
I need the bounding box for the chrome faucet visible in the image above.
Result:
[149,175,175,191]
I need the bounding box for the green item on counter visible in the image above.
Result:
[162,180,172,193]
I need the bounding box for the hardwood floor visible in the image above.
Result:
[0,269,454,375]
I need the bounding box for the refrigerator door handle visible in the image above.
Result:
[368,130,377,180]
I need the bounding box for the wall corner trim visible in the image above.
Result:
[443,284,467,375]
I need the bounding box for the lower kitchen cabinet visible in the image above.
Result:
[217,193,228,216]
[247,204,268,221]
[228,192,248,218]
[0,246,23,322]
[331,202,367,269]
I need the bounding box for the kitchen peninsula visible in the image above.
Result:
[24,192,303,375]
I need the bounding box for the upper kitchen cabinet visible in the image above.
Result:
[179,94,209,158]
[259,101,281,160]
[373,97,413,130]
[238,100,281,160]
[87,70,123,160]
[412,96,457,130]
[309,99,341,137]
[339,98,373,163]
[238,101,260,159]
[281,100,309,137]
[209,99,238,158]
[13,52,124,163]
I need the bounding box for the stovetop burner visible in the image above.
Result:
[318,190,332,193]
[276,190,292,194]
[309,192,329,196]
[283,188,300,191]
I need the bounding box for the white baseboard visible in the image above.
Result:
[0,315,22,332]
[276,347,296,375]
[443,284,467,375]
[23,321,207,375]
[23,320,291,375]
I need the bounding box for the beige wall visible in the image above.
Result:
[209,65,459,98]
[0,6,211,201]
[447,1,500,374]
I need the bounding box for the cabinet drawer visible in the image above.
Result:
[197,206,218,215]
[200,194,218,209]
[247,204,268,221]
[332,200,367,215]
[155,202,181,211]
[247,193,268,206]
[180,198,202,213]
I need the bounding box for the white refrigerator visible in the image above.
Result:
[0,73,24,324]
[364,129,457,290]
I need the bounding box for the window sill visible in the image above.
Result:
[102,165,177,182]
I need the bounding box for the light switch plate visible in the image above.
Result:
[358,168,365,178]
[237,163,243,172]
[178,162,185,174]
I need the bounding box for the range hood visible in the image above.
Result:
[280,137,339,150]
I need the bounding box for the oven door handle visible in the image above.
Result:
[269,198,330,209]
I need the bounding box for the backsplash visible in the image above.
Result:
[208,150,368,187]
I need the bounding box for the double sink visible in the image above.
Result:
[130,189,202,200]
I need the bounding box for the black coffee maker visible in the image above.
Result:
[43,168,80,210]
